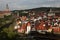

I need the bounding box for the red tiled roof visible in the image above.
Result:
[0,11,10,14]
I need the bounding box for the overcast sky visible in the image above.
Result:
[0,0,60,10]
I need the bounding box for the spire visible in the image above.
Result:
[50,8,52,12]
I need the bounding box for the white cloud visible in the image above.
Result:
[0,0,60,10]
[47,0,55,1]
[42,5,51,7]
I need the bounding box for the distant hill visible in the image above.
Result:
[12,7,60,13]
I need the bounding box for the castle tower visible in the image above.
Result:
[4,4,11,16]
[6,4,9,11]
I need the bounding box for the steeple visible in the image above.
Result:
[49,8,52,12]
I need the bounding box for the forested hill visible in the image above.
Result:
[12,7,60,12]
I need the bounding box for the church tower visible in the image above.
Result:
[49,8,52,12]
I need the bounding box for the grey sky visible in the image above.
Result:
[0,0,60,10]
